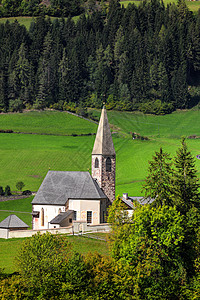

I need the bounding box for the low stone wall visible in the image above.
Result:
[87,223,111,232]
[73,222,111,234]
[9,226,73,239]
[1,223,111,239]
[0,228,9,239]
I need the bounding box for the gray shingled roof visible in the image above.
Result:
[0,215,29,229]
[129,197,155,205]
[32,171,106,205]
[122,198,134,209]
[92,106,115,156]
[50,210,74,224]
[122,197,154,209]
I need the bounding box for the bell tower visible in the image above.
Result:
[91,106,116,203]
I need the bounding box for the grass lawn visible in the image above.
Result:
[92,109,200,138]
[0,197,33,212]
[120,0,200,11]
[0,197,33,227]
[0,133,96,191]
[0,16,35,30]
[0,110,97,135]
[0,235,109,274]
[0,15,80,30]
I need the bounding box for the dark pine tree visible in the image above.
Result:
[172,137,200,215]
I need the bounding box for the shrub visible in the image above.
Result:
[62,102,76,112]
[139,100,174,115]
[22,190,32,195]
[76,106,88,117]
[49,101,64,110]
[0,186,4,196]
[4,185,11,196]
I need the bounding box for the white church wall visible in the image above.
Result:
[32,204,65,230]
[69,199,100,225]
[48,223,60,229]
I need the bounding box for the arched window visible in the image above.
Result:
[95,157,99,168]
[106,157,111,172]
[41,208,44,226]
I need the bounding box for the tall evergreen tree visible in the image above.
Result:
[35,31,55,108]
[58,49,72,102]
[171,63,189,108]
[172,137,200,215]
[0,67,8,112]
[15,43,34,106]
[143,147,173,207]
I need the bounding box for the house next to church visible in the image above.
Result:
[31,106,116,230]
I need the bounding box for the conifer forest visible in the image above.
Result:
[0,0,200,114]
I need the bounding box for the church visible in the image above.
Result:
[31,106,116,230]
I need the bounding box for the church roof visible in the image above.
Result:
[50,210,74,224]
[92,106,115,156]
[0,215,29,229]
[32,171,107,205]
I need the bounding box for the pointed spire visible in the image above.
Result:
[92,106,115,156]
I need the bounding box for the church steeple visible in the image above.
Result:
[92,106,116,203]
[92,106,115,156]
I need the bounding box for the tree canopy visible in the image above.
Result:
[0,0,200,114]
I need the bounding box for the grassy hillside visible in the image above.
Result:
[92,109,200,138]
[0,110,97,135]
[0,133,95,191]
[0,197,33,227]
[0,235,109,273]
[0,109,200,197]
[0,15,80,30]
[120,0,200,11]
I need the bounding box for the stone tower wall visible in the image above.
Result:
[101,155,116,203]
[92,154,116,203]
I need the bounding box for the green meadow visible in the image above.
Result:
[0,197,33,226]
[0,235,109,273]
[0,110,97,135]
[0,109,200,197]
[120,0,200,11]
[0,15,79,30]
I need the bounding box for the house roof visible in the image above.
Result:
[50,210,74,224]
[0,215,29,229]
[32,171,107,205]
[122,196,154,209]
[129,197,154,205]
[92,106,115,156]
[122,198,134,209]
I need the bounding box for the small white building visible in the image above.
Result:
[32,106,116,230]
[0,214,29,239]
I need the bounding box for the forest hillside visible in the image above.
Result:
[1,0,200,115]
